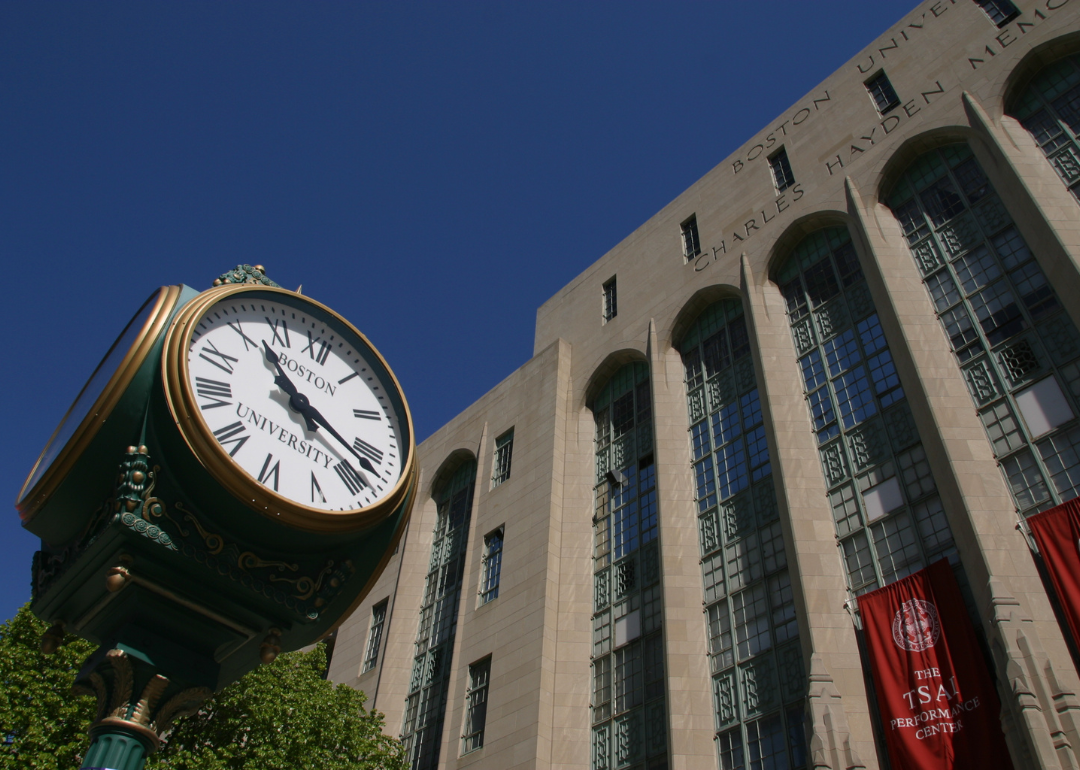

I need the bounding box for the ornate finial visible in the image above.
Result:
[40,622,65,654]
[212,264,282,288]
[260,628,282,664]
[115,446,150,514]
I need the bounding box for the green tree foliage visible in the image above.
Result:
[0,603,96,770]
[0,604,405,770]
[148,644,406,770]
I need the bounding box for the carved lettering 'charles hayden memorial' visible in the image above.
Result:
[693,0,1073,278]
[326,3,1080,770]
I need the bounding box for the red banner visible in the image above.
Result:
[1029,499,1080,648]
[858,559,1013,769]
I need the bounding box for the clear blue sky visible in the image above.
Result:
[1,1,916,623]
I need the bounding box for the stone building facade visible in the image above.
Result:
[328,1,1080,767]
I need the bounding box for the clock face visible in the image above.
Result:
[181,291,408,513]
[18,286,180,514]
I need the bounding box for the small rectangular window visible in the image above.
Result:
[681,215,701,260]
[479,528,504,605]
[973,0,1019,26]
[492,430,514,488]
[462,656,491,754]
[362,599,388,673]
[769,148,796,192]
[865,71,901,115]
[603,277,618,322]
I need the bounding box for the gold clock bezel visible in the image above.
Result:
[17,285,184,520]
[161,284,417,533]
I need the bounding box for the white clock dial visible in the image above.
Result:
[185,295,405,512]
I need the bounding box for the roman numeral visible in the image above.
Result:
[352,437,383,466]
[213,422,249,457]
[226,321,258,351]
[265,317,291,348]
[353,409,380,420]
[199,339,238,375]
[195,377,232,409]
[302,331,331,365]
[338,371,360,384]
[334,459,367,495]
[257,453,280,491]
[311,472,326,503]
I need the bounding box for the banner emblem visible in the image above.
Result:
[892,598,940,651]
[858,559,1013,769]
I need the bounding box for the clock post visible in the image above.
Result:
[17,266,417,770]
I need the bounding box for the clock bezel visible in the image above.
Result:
[17,285,184,519]
[161,284,416,533]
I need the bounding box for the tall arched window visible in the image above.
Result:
[402,459,476,770]
[888,144,1080,516]
[777,226,958,593]
[1009,54,1080,199]
[590,362,668,770]
[680,299,807,770]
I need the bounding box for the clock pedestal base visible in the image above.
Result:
[81,726,152,770]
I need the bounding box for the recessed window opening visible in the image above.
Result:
[865,71,901,115]
[888,144,1080,517]
[479,527,504,605]
[402,460,477,770]
[770,148,796,192]
[462,656,491,754]
[679,298,808,768]
[492,429,514,488]
[1010,54,1080,201]
[590,362,668,770]
[973,0,1019,26]
[682,215,701,260]
[603,277,618,322]
[777,225,959,595]
[362,599,388,673]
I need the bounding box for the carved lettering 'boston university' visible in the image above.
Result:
[854,0,959,77]
[695,0,1073,278]
[732,95,831,176]
[830,0,1071,176]
[274,352,336,397]
[235,402,335,469]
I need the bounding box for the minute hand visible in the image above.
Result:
[304,404,379,476]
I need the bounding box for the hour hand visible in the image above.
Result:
[262,342,296,392]
[262,341,317,430]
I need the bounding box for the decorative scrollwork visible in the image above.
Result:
[269,564,329,600]
[238,551,299,574]
[154,686,214,734]
[106,649,134,719]
[141,465,180,529]
[178,503,224,555]
[131,675,170,726]
[212,264,282,288]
